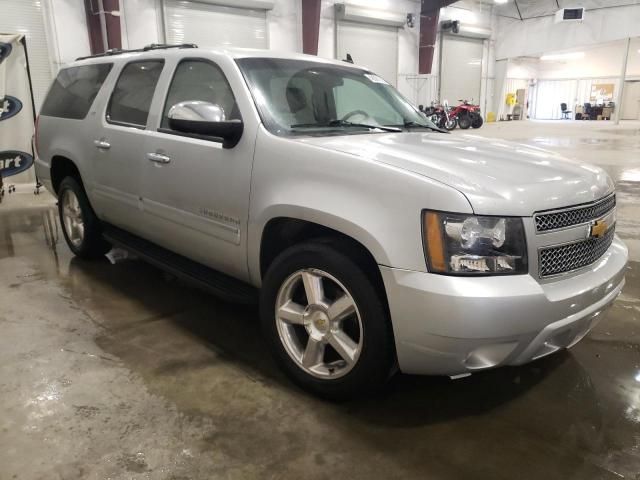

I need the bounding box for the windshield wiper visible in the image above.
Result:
[291,119,401,133]
[395,120,447,133]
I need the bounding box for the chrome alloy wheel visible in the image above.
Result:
[61,189,85,247]
[275,269,363,379]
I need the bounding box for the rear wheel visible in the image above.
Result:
[471,113,484,129]
[58,176,110,259]
[260,241,394,399]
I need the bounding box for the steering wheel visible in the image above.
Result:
[341,109,371,122]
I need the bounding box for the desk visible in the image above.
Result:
[577,104,614,120]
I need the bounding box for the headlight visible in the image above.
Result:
[423,211,528,275]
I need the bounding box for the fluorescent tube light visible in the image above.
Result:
[540,52,585,61]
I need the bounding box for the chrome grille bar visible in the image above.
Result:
[534,194,616,233]
[538,227,615,277]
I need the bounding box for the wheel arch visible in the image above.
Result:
[50,155,83,194]
[254,212,390,305]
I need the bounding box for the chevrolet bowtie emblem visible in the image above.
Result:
[590,220,608,238]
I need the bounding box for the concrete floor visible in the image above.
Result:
[1,120,639,480]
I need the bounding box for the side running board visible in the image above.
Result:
[102,224,258,304]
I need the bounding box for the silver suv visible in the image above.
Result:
[35,44,628,398]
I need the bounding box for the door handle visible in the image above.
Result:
[94,140,111,150]
[146,152,171,164]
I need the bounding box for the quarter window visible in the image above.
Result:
[107,60,164,127]
[40,63,112,120]
[161,60,239,129]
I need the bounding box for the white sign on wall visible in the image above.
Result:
[0,33,36,185]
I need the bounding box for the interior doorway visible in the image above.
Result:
[621,80,640,120]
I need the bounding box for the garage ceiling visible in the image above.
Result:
[494,0,640,19]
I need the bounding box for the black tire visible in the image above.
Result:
[444,118,457,131]
[471,114,484,129]
[58,176,110,259]
[260,240,395,400]
[458,113,472,129]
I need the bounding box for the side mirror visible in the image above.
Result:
[167,101,243,148]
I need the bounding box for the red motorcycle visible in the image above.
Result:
[447,100,483,129]
[421,101,457,131]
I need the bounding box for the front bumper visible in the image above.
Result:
[381,236,628,376]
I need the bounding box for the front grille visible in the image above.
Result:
[535,194,616,232]
[539,226,615,277]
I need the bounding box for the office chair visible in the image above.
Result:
[560,102,571,119]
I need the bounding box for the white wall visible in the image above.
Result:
[504,40,640,82]
[505,58,537,79]
[45,0,91,69]
[536,41,628,79]
[495,3,640,60]
[440,0,492,27]
[267,0,301,52]
[120,0,163,49]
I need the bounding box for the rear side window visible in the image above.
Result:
[40,63,112,119]
[107,60,164,127]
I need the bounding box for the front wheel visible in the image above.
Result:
[58,176,110,259]
[471,113,484,129]
[444,117,457,130]
[260,241,395,399]
[458,113,472,129]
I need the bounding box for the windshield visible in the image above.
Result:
[236,57,440,136]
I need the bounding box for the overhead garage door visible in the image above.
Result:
[440,35,483,105]
[164,0,268,49]
[336,21,398,86]
[0,0,52,110]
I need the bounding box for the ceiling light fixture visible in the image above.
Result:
[494,0,509,3]
[540,51,585,61]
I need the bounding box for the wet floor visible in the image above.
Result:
[1,120,639,479]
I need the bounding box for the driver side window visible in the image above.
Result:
[334,78,402,125]
[161,60,239,129]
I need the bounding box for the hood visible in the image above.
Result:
[295,132,614,216]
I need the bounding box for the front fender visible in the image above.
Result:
[247,127,473,285]
[248,204,392,285]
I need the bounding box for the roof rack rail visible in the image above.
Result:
[142,43,198,51]
[76,43,197,61]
